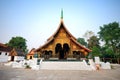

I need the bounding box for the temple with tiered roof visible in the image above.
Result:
[36,10,91,60]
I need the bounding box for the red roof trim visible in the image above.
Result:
[70,37,92,52]
[35,38,54,51]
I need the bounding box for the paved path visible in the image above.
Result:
[0,63,120,80]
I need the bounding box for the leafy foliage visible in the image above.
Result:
[89,46,101,58]
[98,22,120,54]
[87,36,101,58]
[87,36,100,49]
[101,45,114,58]
[98,22,120,63]
[77,38,87,47]
[6,36,27,53]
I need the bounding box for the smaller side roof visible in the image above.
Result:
[27,48,35,55]
[9,48,25,56]
[0,43,13,52]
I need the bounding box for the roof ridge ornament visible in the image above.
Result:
[61,9,63,19]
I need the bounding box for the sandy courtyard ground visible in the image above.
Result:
[0,63,120,80]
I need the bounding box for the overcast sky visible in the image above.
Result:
[0,0,120,50]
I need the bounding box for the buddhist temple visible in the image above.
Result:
[36,10,91,60]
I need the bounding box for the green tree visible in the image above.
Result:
[6,36,27,53]
[101,45,114,58]
[87,36,100,49]
[98,22,120,63]
[87,36,101,58]
[77,38,87,47]
[100,45,115,63]
[89,46,101,58]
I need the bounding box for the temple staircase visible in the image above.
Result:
[40,60,93,70]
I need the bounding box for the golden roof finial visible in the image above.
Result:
[61,9,63,19]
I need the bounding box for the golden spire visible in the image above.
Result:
[61,9,63,19]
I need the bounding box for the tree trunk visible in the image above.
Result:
[117,58,120,64]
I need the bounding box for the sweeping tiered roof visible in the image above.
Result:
[36,10,91,53]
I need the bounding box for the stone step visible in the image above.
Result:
[40,61,92,70]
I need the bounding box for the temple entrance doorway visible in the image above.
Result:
[55,43,63,59]
[59,50,64,59]
[55,43,70,60]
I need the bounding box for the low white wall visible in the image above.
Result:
[8,56,25,61]
[0,52,9,62]
[8,56,11,61]
[15,56,24,61]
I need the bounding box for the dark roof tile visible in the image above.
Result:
[0,43,13,52]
